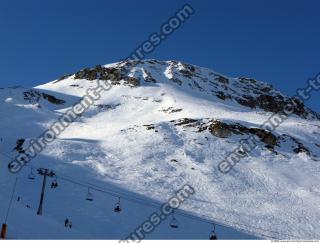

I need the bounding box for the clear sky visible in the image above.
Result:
[0,0,319,111]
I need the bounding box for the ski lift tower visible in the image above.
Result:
[36,168,55,216]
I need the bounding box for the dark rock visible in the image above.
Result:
[291,138,311,155]
[179,69,193,78]
[208,120,278,147]
[208,121,232,138]
[215,75,229,84]
[293,147,310,154]
[239,77,257,84]
[161,107,183,113]
[23,90,65,105]
[96,104,120,111]
[256,94,285,113]
[171,118,198,126]
[280,135,311,156]
[54,74,72,83]
[42,93,66,105]
[14,139,25,153]
[236,96,256,108]
[124,76,140,86]
[248,128,278,148]
[74,65,142,87]
[144,125,155,130]
[170,78,182,86]
[216,91,228,100]
[260,86,272,93]
[192,81,203,91]
[144,69,156,83]
[181,63,196,73]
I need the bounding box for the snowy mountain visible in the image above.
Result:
[1,59,320,239]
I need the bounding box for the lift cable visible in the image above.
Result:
[4,177,18,224]
[56,172,300,239]
[0,149,302,239]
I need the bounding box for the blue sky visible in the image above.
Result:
[0,0,319,111]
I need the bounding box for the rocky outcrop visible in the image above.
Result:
[176,117,316,156]
[14,139,25,154]
[207,75,318,119]
[208,121,278,148]
[160,107,183,113]
[171,118,279,148]
[143,69,157,83]
[215,75,229,84]
[279,135,311,155]
[208,121,232,138]
[179,63,196,78]
[23,90,66,105]
[74,65,140,87]
[170,118,198,127]
[95,103,120,112]
[54,74,72,83]
[60,60,319,120]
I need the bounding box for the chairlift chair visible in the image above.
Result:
[209,223,217,240]
[51,177,58,189]
[114,197,122,213]
[86,187,94,201]
[170,211,179,228]
[28,168,35,180]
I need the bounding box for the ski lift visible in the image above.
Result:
[113,197,122,213]
[170,211,179,228]
[209,223,217,240]
[28,167,35,180]
[85,187,94,201]
[51,176,58,189]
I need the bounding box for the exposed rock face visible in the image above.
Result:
[215,75,229,84]
[179,63,196,78]
[209,121,232,138]
[143,69,156,83]
[215,91,229,100]
[231,79,315,119]
[23,90,66,105]
[235,95,256,108]
[170,118,198,127]
[56,59,319,120]
[280,135,311,156]
[167,117,316,157]
[74,65,140,87]
[160,107,183,113]
[171,118,279,148]
[95,103,120,112]
[162,113,318,159]
[208,121,278,148]
[249,128,278,148]
[55,74,72,83]
[143,124,155,130]
[170,77,183,86]
[14,139,25,153]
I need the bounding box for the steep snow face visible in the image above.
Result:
[0,60,320,239]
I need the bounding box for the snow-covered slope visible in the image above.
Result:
[1,60,319,239]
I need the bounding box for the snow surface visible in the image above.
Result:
[0,60,319,239]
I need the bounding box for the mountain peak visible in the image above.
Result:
[1,60,320,239]
[50,59,318,120]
